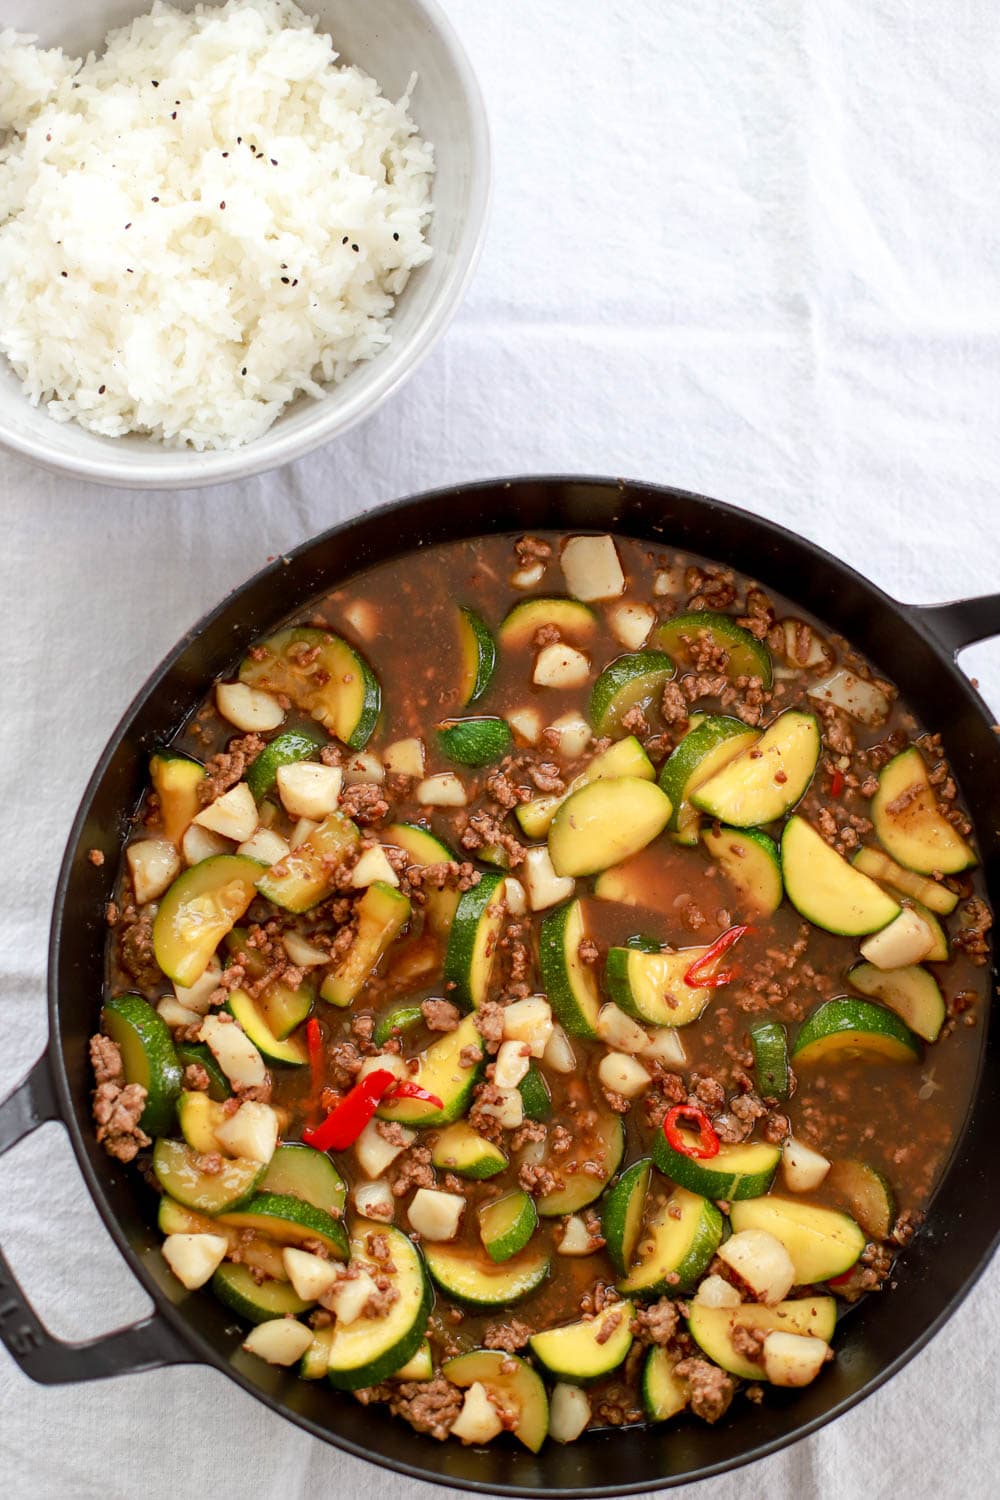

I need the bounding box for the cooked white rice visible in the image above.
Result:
[0,0,434,449]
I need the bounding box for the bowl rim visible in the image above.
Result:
[0,0,492,491]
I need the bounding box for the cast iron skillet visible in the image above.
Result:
[1,477,997,1495]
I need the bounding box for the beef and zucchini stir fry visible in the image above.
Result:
[90,531,991,1447]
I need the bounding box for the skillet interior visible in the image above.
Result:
[50,476,999,1495]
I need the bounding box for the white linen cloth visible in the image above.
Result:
[1,1,998,1496]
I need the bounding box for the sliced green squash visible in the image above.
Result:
[539,898,603,1037]
[642,1346,688,1423]
[174,1041,231,1102]
[320,881,411,1007]
[518,1064,552,1122]
[211,1264,312,1325]
[260,1142,347,1218]
[373,1003,425,1049]
[176,1089,228,1154]
[688,1297,837,1381]
[442,871,506,1009]
[219,1192,348,1260]
[457,606,497,706]
[436,717,512,767]
[479,1190,538,1263]
[691,710,820,827]
[781,816,901,936]
[239,627,381,750]
[589,651,676,737]
[300,1325,336,1380]
[851,846,959,916]
[149,752,206,845]
[651,611,773,687]
[432,1122,508,1179]
[602,1158,652,1276]
[605,944,719,1027]
[101,994,182,1137]
[153,855,262,988]
[872,747,976,876]
[498,597,597,650]
[659,717,760,846]
[651,1130,780,1200]
[730,1196,865,1283]
[548,777,672,878]
[848,962,946,1043]
[152,1137,264,1214]
[536,1113,626,1217]
[702,824,783,916]
[226,988,307,1066]
[619,1188,723,1296]
[326,1226,431,1389]
[792,997,921,1067]
[377,1014,483,1127]
[516,734,654,840]
[423,1242,550,1308]
[529,1301,633,1384]
[245,725,328,802]
[826,1159,895,1241]
[383,822,461,935]
[749,1020,790,1100]
[256,811,361,914]
[444,1349,549,1453]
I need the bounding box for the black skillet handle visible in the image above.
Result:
[915,593,1000,654]
[0,1053,191,1384]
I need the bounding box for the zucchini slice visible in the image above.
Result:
[239,627,381,750]
[383,822,461,935]
[257,975,314,1041]
[515,734,655,840]
[792,996,921,1066]
[442,872,506,1009]
[536,1113,626,1217]
[149,752,206,845]
[498,597,597,650]
[373,1003,425,1049]
[174,1041,231,1102]
[256,811,361,914]
[729,1196,865,1283]
[691,709,820,827]
[260,1142,347,1217]
[749,1020,790,1100]
[848,961,946,1043]
[432,1122,508,1180]
[327,1226,432,1389]
[619,1187,723,1296]
[781,816,901,936]
[605,945,718,1027]
[529,1301,634,1384]
[652,1131,780,1201]
[377,1014,483,1127]
[588,651,676,737]
[211,1263,313,1324]
[826,1159,896,1241]
[219,1191,348,1260]
[226,989,307,1066]
[658,717,760,846]
[423,1242,550,1308]
[548,777,672,878]
[457,607,497,706]
[602,1157,652,1276]
[872,747,976,876]
[320,881,411,1007]
[851,846,959,916]
[702,825,783,917]
[642,1346,688,1423]
[910,902,950,962]
[651,611,773,688]
[539,898,602,1037]
[436,717,512,767]
[245,725,328,802]
[688,1296,836,1381]
[300,1325,336,1380]
[392,1339,434,1382]
[518,1064,552,1122]
[152,1137,265,1214]
[153,855,262,988]
[101,994,182,1137]
[479,1190,538,1263]
[177,1090,227,1154]
[444,1349,549,1453]
[159,1197,295,1281]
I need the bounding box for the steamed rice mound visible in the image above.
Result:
[0,0,435,449]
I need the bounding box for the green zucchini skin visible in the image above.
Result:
[101,994,182,1137]
[457,607,497,706]
[749,1020,790,1100]
[588,651,676,737]
[436,717,512,767]
[245,724,327,801]
[651,610,773,688]
[539,899,602,1037]
[442,871,506,1009]
[174,1041,231,1102]
[651,1131,780,1200]
[602,1158,652,1276]
[211,1263,312,1324]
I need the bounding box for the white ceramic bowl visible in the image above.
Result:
[0,0,490,489]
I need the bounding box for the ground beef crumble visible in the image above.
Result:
[198,733,265,804]
[356,1377,463,1440]
[673,1357,735,1423]
[421,998,460,1032]
[483,1318,533,1352]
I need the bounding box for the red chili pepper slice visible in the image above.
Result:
[663,1104,721,1160]
[385,1081,445,1107]
[830,769,845,798]
[683,924,751,988]
[301,1068,397,1152]
[827,1269,855,1288]
[305,1017,324,1118]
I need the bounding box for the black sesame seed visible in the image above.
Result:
[99,385,106,394]
[281,276,289,284]
[352,243,359,253]
[270,158,277,166]
[393,232,399,241]
[222,151,229,158]
[342,236,349,245]
[125,223,132,230]
[152,80,159,87]
[241,367,247,376]
[171,111,177,120]
[151,196,159,202]
[61,271,67,278]
[220,202,226,210]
